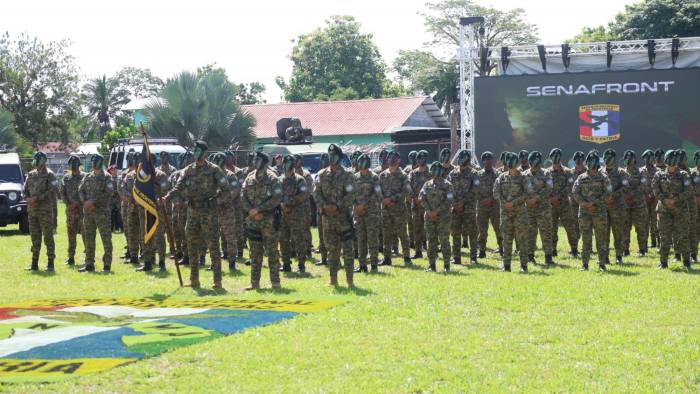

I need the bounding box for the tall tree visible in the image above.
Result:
[114,67,164,99]
[145,70,255,149]
[81,75,130,135]
[0,110,17,148]
[278,15,389,102]
[567,26,616,43]
[609,0,699,40]
[0,32,79,145]
[235,82,267,105]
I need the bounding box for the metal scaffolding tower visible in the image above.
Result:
[457,17,483,160]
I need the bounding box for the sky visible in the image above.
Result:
[4,0,634,103]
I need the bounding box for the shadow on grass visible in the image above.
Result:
[330,286,373,296]
[255,287,297,295]
[29,270,56,277]
[283,271,315,279]
[469,262,500,271]
[603,269,640,277]
[227,269,246,277]
[391,263,426,271]
[671,267,697,275]
[194,287,229,296]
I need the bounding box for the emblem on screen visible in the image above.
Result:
[579,104,620,144]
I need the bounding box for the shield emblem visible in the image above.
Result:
[579,104,621,144]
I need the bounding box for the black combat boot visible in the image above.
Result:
[298,261,306,273]
[497,247,504,256]
[500,263,511,272]
[370,263,379,273]
[403,256,412,265]
[178,256,189,266]
[520,262,528,273]
[158,260,166,272]
[657,261,668,269]
[580,262,589,271]
[425,261,436,272]
[674,253,681,262]
[623,249,630,257]
[244,259,252,266]
[616,256,624,265]
[78,263,95,273]
[121,250,130,260]
[691,254,698,263]
[136,260,153,272]
[527,254,536,264]
[199,255,206,267]
[570,248,579,258]
[651,238,657,248]
[129,255,139,265]
[280,261,292,272]
[46,258,54,272]
[353,264,368,273]
[545,254,554,267]
[470,253,478,265]
[450,257,461,265]
[478,250,486,259]
[228,260,236,271]
[315,258,327,266]
[683,259,691,270]
[380,256,392,266]
[65,257,75,266]
[598,262,607,271]
[175,251,183,260]
[443,263,450,273]
[637,249,647,257]
[411,249,423,259]
[552,250,558,257]
[25,258,39,271]
[103,263,111,273]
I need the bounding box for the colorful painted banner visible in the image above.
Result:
[0,297,343,382]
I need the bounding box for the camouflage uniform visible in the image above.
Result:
[79,169,114,270]
[314,174,328,262]
[408,167,431,255]
[689,166,699,260]
[447,165,478,263]
[219,166,244,265]
[379,168,411,261]
[169,161,229,286]
[524,167,554,258]
[241,168,283,288]
[493,169,529,271]
[24,167,58,266]
[571,164,588,244]
[621,165,650,254]
[315,165,355,285]
[353,169,381,269]
[62,171,85,264]
[573,171,611,269]
[118,169,133,259]
[419,177,454,270]
[547,165,578,254]
[640,164,659,248]
[295,167,314,256]
[476,168,502,254]
[124,170,142,262]
[653,168,691,267]
[169,168,188,259]
[602,165,626,261]
[279,172,310,269]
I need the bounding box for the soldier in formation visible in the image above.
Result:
[23,152,58,271]
[78,154,114,273]
[62,154,84,267]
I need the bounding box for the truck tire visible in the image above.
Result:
[19,212,29,234]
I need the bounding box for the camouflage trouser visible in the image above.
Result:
[646,198,658,246]
[355,209,380,266]
[317,211,327,259]
[527,204,553,255]
[247,215,280,287]
[606,204,625,258]
[83,206,112,267]
[690,200,698,257]
[302,202,312,254]
[451,207,477,260]
[237,208,246,257]
[412,201,426,251]
[29,207,55,261]
[140,207,166,263]
[572,201,581,244]
[219,204,238,262]
[172,203,188,256]
[52,195,58,231]
[186,204,221,284]
[551,200,578,251]
[322,211,354,283]
[672,202,693,257]
[66,208,83,260]
[425,211,451,266]
[406,197,415,247]
[280,210,307,263]
[658,207,689,264]
[623,206,649,252]
[500,208,528,267]
[579,208,609,265]
[121,201,131,253]
[126,201,142,258]
[477,202,502,252]
[382,205,410,258]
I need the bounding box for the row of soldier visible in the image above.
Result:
[22,142,699,288]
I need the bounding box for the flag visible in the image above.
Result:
[132,134,159,243]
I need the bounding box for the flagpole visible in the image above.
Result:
[140,123,183,287]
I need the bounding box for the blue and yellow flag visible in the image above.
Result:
[132,134,159,243]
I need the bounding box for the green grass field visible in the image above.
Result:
[1,204,698,393]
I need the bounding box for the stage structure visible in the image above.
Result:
[457,26,700,158]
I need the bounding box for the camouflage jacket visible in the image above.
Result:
[602,166,625,207]
[23,168,58,209]
[621,166,647,208]
[446,166,478,209]
[314,166,354,212]
[62,171,85,205]
[241,168,282,215]
[493,170,528,212]
[279,173,309,209]
[652,169,692,212]
[159,163,177,178]
[79,170,115,208]
[524,167,553,207]
[690,167,700,200]
[639,164,658,200]
[475,168,499,201]
[408,167,431,199]
[419,178,454,215]
[547,165,574,199]
[379,168,410,206]
[353,170,381,213]
[295,167,314,203]
[572,171,611,215]
[169,161,230,206]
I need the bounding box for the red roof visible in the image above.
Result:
[243,96,441,139]
[36,142,77,154]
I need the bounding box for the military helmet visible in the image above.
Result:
[211,152,226,167]
[254,151,270,170]
[387,150,401,165]
[664,150,677,166]
[654,148,664,161]
[481,151,493,162]
[504,152,518,169]
[67,154,81,169]
[91,153,105,169]
[429,161,442,177]
[439,148,451,164]
[357,153,371,170]
[283,154,296,172]
[328,144,343,165]
[407,150,418,164]
[320,153,330,168]
[518,150,529,162]
[572,151,585,162]
[694,150,700,166]
[32,151,47,167]
[454,149,471,166]
[378,149,389,164]
[528,151,542,166]
[603,148,616,165]
[585,151,600,169]
[676,149,687,165]
[549,148,562,163]
[641,149,654,160]
[622,150,636,166]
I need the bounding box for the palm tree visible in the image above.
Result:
[81,75,130,137]
[145,71,256,150]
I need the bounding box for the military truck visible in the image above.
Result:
[108,137,187,173]
[0,151,28,233]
